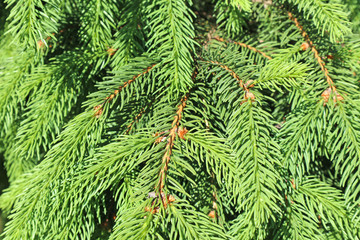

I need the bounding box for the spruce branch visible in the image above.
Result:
[79,0,118,50]
[326,102,360,216]
[156,94,189,205]
[147,0,196,97]
[93,63,157,118]
[215,0,250,37]
[280,101,324,177]
[288,12,336,92]
[5,0,60,49]
[284,0,351,43]
[111,0,145,67]
[228,101,283,239]
[296,178,350,233]
[1,58,160,239]
[6,51,98,181]
[2,111,105,239]
[277,177,353,239]
[0,51,35,145]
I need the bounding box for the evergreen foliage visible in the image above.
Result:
[0,0,360,239]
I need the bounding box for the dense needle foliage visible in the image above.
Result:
[0,0,360,239]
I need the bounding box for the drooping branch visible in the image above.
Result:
[156,94,188,199]
[152,70,200,209]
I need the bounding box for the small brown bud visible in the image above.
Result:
[106,94,115,100]
[107,48,117,56]
[168,195,176,203]
[321,88,331,103]
[301,42,310,51]
[152,207,160,214]
[37,40,45,49]
[155,136,167,144]
[245,92,255,100]
[178,127,188,140]
[245,80,255,88]
[208,210,216,218]
[335,93,344,102]
[321,88,344,104]
[291,179,296,189]
[94,105,103,118]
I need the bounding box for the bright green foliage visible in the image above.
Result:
[283,0,351,42]
[78,0,118,50]
[1,0,360,239]
[215,0,252,36]
[5,0,60,49]
[147,0,197,98]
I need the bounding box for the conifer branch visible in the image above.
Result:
[157,94,189,202]
[1,111,105,239]
[79,0,117,50]
[94,64,156,117]
[111,0,145,67]
[154,70,199,208]
[5,0,60,49]
[147,0,196,97]
[6,51,96,181]
[215,0,250,37]
[213,36,273,60]
[228,101,282,239]
[288,12,336,91]
[284,0,351,43]
[0,52,34,142]
[286,177,353,237]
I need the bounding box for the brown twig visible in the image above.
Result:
[213,36,273,60]
[154,70,198,208]
[288,12,336,91]
[94,64,156,117]
[155,94,188,208]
